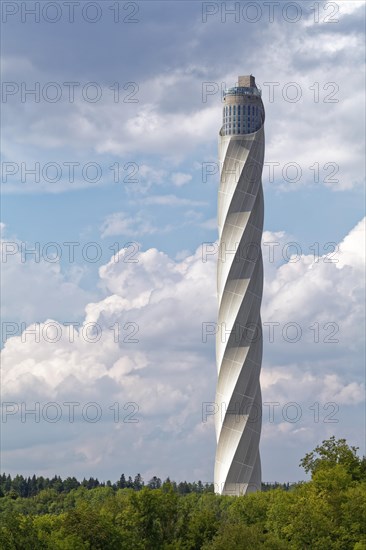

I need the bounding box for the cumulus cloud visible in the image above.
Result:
[1,219,364,481]
[1,0,364,482]
[2,1,364,193]
[262,218,365,350]
[0,230,96,327]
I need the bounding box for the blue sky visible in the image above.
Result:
[1,1,365,484]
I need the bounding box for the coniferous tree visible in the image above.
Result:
[134,473,143,490]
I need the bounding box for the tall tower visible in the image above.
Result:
[214,75,265,496]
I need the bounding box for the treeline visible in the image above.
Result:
[0,473,213,498]
[0,437,365,549]
[0,473,291,499]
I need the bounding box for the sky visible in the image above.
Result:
[1,0,365,485]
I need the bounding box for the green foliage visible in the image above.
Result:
[203,523,289,549]
[0,438,364,549]
[300,436,364,480]
[0,512,46,549]
[183,493,223,549]
[0,472,213,499]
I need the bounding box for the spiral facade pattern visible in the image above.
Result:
[214,75,265,496]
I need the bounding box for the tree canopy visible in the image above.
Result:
[0,437,364,549]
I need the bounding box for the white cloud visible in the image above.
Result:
[0,232,96,326]
[1,219,364,481]
[141,194,206,207]
[3,37,364,193]
[2,0,364,485]
[262,219,365,351]
[261,367,364,408]
[100,211,161,238]
[200,217,217,230]
[171,172,192,187]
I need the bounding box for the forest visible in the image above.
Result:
[0,437,365,549]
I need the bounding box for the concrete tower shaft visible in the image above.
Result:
[214,75,265,496]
